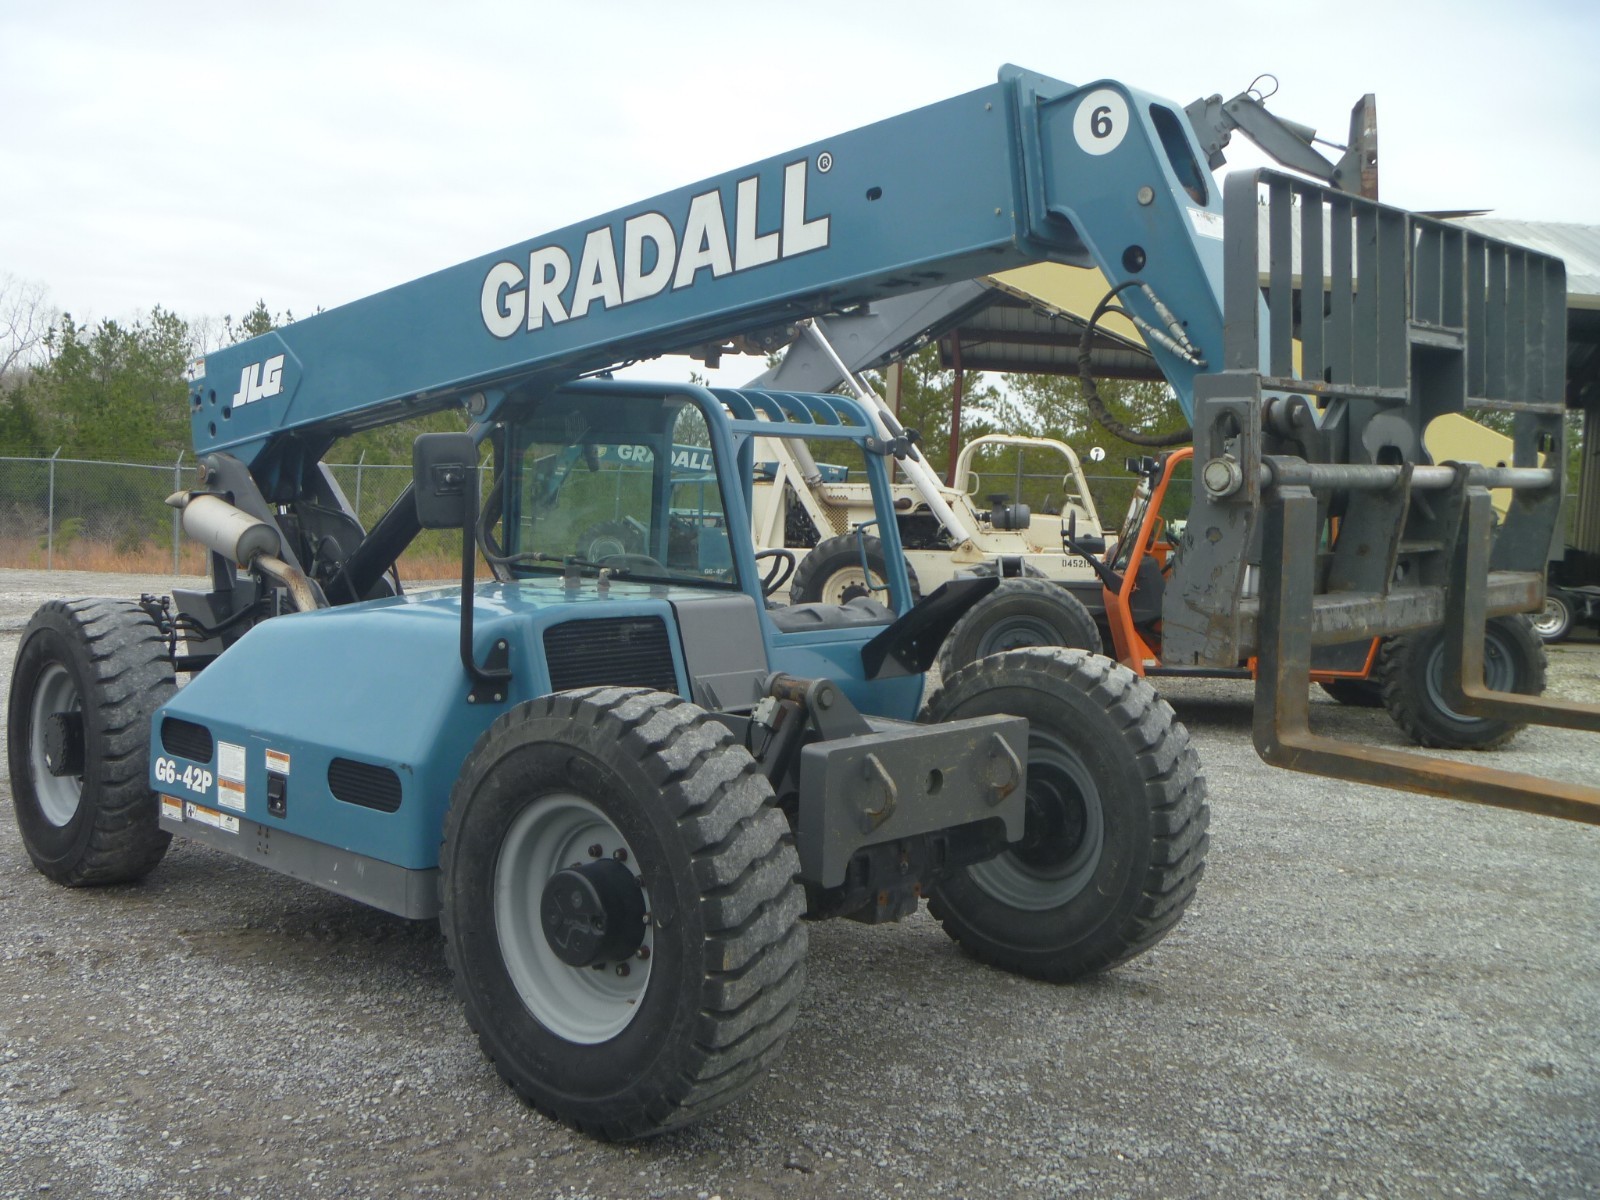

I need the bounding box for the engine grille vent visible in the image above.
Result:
[160,717,214,763]
[544,617,677,694]
[328,758,402,813]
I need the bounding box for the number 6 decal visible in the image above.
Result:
[1073,87,1129,156]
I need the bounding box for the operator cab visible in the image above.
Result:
[485,382,911,637]
[456,381,927,717]
[490,390,739,591]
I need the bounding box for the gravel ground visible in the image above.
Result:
[0,568,1596,1199]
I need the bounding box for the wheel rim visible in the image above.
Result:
[975,614,1062,658]
[1424,627,1518,725]
[585,533,631,558]
[1532,596,1568,638]
[967,728,1104,911]
[29,663,83,827]
[818,567,873,606]
[495,794,653,1044]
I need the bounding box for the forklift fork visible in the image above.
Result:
[1182,169,1600,825]
[1255,480,1600,825]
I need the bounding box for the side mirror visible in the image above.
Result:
[413,433,479,530]
[1067,507,1105,554]
[412,431,511,701]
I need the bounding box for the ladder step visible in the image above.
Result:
[1408,322,1466,351]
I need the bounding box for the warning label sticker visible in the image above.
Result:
[160,795,184,822]
[218,741,246,784]
[265,748,291,776]
[184,802,240,835]
[216,777,247,813]
[1187,206,1224,240]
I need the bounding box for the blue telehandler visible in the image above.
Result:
[8,66,1595,1138]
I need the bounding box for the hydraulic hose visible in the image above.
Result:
[1078,282,1192,449]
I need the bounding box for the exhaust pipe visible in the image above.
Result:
[165,492,324,612]
[167,492,280,563]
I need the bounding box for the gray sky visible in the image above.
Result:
[4,0,1598,357]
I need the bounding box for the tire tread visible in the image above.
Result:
[7,598,174,886]
[936,577,1104,677]
[790,534,919,606]
[439,686,805,1140]
[924,647,1208,981]
[1376,616,1546,750]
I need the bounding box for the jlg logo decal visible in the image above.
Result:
[232,355,286,407]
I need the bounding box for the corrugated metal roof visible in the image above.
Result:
[934,290,1164,380]
[1448,218,1600,308]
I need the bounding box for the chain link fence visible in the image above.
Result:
[0,455,417,577]
[0,454,1152,578]
[0,454,195,574]
[325,458,414,535]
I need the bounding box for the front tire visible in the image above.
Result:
[6,599,175,886]
[439,687,806,1140]
[922,649,1208,981]
[936,577,1103,676]
[1377,615,1547,749]
[789,534,920,607]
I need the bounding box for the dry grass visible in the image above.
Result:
[0,536,489,584]
[399,554,495,583]
[0,536,210,576]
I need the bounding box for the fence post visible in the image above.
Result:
[46,448,60,571]
[354,450,366,525]
[172,451,185,575]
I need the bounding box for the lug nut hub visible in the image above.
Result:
[539,858,646,968]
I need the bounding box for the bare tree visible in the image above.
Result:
[186,313,231,357]
[0,274,54,385]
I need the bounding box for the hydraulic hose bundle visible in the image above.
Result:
[1077,281,1193,449]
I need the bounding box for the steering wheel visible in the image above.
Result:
[754,548,797,598]
[598,553,666,573]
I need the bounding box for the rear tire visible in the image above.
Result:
[6,599,174,886]
[1377,615,1546,749]
[789,534,920,607]
[923,648,1208,981]
[936,577,1103,676]
[1532,590,1573,643]
[439,687,806,1140]
[1316,678,1385,708]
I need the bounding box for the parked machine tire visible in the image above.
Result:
[577,519,643,561]
[6,598,175,886]
[1531,589,1574,643]
[1376,615,1547,750]
[789,534,920,606]
[936,577,1104,676]
[438,687,807,1140]
[1316,678,1386,708]
[922,648,1208,982]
